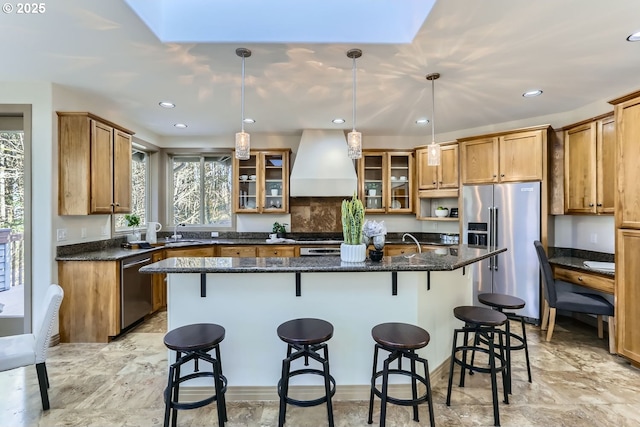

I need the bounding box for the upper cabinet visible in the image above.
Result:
[58,112,134,215]
[460,128,547,185]
[611,91,640,229]
[416,142,459,192]
[563,113,615,215]
[233,149,290,214]
[357,150,414,214]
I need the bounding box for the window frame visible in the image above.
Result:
[114,146,150,234]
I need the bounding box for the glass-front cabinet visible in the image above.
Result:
[233,149,290,214]
[358,150,414,214]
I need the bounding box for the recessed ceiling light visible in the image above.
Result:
[243,118,255,124]
[522,89,543,98]
[627,31,640,42]
[174,123,187,128]
[332,118,345,124]
[159,101,175,108]
[415,118,429,125]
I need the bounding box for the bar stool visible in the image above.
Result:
[446,306,509,427]
[478,293,532,390]
[367,322,435,427]
[163,323,227,427]
[277,318,336,427]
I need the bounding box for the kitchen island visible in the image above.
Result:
[141,245,505,401]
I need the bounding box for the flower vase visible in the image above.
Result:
[340,243,366,263]
[127,228,141,243]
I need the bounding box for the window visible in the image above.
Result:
[171,155,232,227]
[115,149,148,231]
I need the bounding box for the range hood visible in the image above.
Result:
[289,129,358,197]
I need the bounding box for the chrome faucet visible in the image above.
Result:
[402,233,422,257]
[172,223,185,241]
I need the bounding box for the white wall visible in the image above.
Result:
[552,215,614,253]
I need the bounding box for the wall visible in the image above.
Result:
[552,215,615,254]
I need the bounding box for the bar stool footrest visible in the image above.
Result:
[371,368,430,406]
[277,368,336,407]
[165,371,228,411]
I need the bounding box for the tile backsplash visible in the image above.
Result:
[290,197,344,233]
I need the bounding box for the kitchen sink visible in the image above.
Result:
[161,238,208,247]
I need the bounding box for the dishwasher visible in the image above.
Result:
[120,253,153,329]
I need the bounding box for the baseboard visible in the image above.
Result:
[50,333,60,347]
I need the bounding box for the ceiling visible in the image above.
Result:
[1,0,639,140]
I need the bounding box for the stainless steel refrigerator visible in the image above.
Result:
[462,182,541,322]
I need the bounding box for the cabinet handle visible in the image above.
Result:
[493,174,497,178]
[439,181,443,184]
[597,203,603,207]
[578,276,583,281]
[589,203,594,207]
[432,181,436,185]
[500,174,505,177]
[116,202,120,207]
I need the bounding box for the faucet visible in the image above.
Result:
[172,223,185,241]
[402,233,422,257]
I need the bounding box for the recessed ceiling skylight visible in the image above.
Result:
[174,123,187,128]
[523,89,543,98]
[627,31,640,42]
[124,0,436,44]
[159,101,175,108]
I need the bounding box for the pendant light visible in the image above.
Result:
[235,48,252,160]
[426,72,441,166]
[347,48,363,159]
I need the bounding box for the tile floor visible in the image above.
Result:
[1,311,639,427]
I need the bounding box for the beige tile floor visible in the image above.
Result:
[1,311,640,427]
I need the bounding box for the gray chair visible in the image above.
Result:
[0,284,64,410]
[534,241,615,352]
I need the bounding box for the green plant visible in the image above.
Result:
[436,206,448,210]
[124,214,140,228]
[341,193,365,245]
[272,222,287,234]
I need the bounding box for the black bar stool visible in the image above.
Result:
[367,322,435,427]
[446,306,509,427]
[478,293,532,390]
[277,318,336,427]
[163,323,227,427]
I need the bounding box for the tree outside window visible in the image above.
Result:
[115,149,148,231]
[172,155,232,227]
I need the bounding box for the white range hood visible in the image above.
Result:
[289,129,358,197]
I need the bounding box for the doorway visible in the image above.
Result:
[0,106,30,336]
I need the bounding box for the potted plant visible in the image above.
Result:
[435,206,449,218]
[124,213,141,242]
[272,222,288,238]
[341,193,366,262]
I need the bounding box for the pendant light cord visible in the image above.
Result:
[241,55,246,133]
[352,56,357,132]
[431,77,435,144]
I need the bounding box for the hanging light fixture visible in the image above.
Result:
[346,48,363,159]
[426,72,441,166]
[235,47,252,160]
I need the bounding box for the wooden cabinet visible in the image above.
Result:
[552,266,614,294]
[459,127,547,185]
[256,245,297,257]
[416,143,459,191]
[563,114,615,214]
[616,229,640,364]
[151,251,166,312]
[166,246,215,258]
[58,112,134,215]
[58,260,120,343]
[384,244,448,257]
[358,150,414,214]
[233,150,290,214]
[219,246,257,257]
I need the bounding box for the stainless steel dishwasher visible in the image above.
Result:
[120,253,153,329]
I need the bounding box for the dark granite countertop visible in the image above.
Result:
[548,247,615,277]
[139,245,505,274]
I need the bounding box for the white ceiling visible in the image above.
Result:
[1,0,639,140]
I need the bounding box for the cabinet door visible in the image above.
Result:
[616,229,640,363]
[90,120,115,214]
[388,153,413,213]
[167,246,214,257]
[460,138,498,184]
[256,245,296,257]
[219,246,257,257]
[262,152,289,213]
[234,153,259,212]
[113,130,132,213]
[564,123,597,214]
[439,145,459,189]
[151,251,166,312]
[499,130,543,182]
[597,116,615,214]
[416,148,438,190]
[384,244,419,257]
[615,97,640,229]
[360,153,386,212]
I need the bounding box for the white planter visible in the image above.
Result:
[340,243,367,263]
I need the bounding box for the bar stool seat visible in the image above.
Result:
[478,293,532,386]
[367,322,435,427]
[446,306,509,427]
[163,323,227,427]
[277,318,336,427]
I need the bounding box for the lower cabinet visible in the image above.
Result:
[617,229,640,364]
[151,251,166,312]
[58,260,120,343]
[166,246,215,257]
[219,246,257,257]
[256,245,297,257]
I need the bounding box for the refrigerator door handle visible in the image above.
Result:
[488,207,494,270]
[493,207,499,271]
